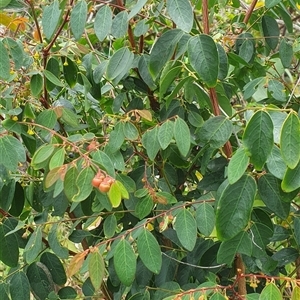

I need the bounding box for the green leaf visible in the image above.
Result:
[174,208,197,251]
[106,47,134,82]
[243,111,274,171]
[64,166,79,201]
[36,109,57,140]
[268,79,286,102]
[251,222,274,257]
[217,231,252,266]
[217,43,228,80]
[280,112,300,169]
[0,222,19,267]
[104,214,117,238]
[107,122,125,153]
[88,250,105,291]
[137,228,162,274]
[40,252,67,285]
[292,286,300,300]
[108,181,122,208]
[113,239,136,286]
[94,5,112,41]
[9,271,30,300]
[92,150,115,177]
[62,57,78,88]
[195,202,215,236]
[279,38,293,68]
[123,121,139,140]
[199,116,233,149]
[239,39,255,63]
[42,0,61,40]
[30,73,43,97]
[73,167,94,202]
[265,0,281,8]
[188,34,219,87]
[48,223,69,259]
[0,40,10,80]
[216,175,257,241]
[262,15,279,50]
[24,226,43,264]
[174,117,190,156]
[31,144,55,169]
[158,120,174,150]
[43,69,64,87]
[0,0,12,9]
[149,29,184,78]
[70,0,87,40]
[166,0,193,33]
[49,147,65,170]
[258,174,291,219]
[3,37,24,70]
[281,162,300,192]
[0,136,26,172]
[135,195,153,219]
[159,64,182,100]
[228,148,249,184]
[26,262,55,299]
[58,286,77,299]
[0,283,9,300]
[111,11,128,38]
[266,146,287,180]
[128,0,147,19]
[259,283,282,300]
[142,126,160,161]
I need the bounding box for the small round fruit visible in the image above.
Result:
[91,177,103,188]
[99,182,111,193]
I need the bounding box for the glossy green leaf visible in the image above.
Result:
[216,175,256,241]
[123,121,139,140]
[40,252,67,285]
[259,283,281,300]
[0,136,26,172]
[106,47,134,82]
[0,222,19,267]
[111,11,128,38]
[114,239,136,286]
[9,271,30,300]
[142,126,160,161]
[48,223,69,259]
[88,250,105,291]
[24,226,43,264]
[251,222,274,257]
[266,146,287,180]
[30,74,43,97]
[217,231,252,266]
[70,0,87,40]
[158,120,174,150]
[159,64,182,100]
[49,147,65,170]
[279,38,293,68]
[243,111,274,171]
[0,40,10,80]
[104,214,117,238]
[42,0,61,40]
[280,112,300,169]
[174,117,190,156]
[166,0,193,33]
[195,202,215,236]
[92,150,115,177]
[94,5,112,41]
[137,228,162,274]
[188,34,219,87]
[258,174,291,219]
[228,147,249,184]
[262,15,279,50]
[282,162,300,192]
[64,166,79,201]
[26,262,55,299]
[149,29,184,78]
[9,182,25,217]
[199,116,233,149]
[31,144,55,169]
[174,208,197,251]
[73,167,94,202]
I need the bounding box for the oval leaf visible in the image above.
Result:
[94,5,112,41]
[88,250,105,291]
[174,117,190,156]
[70,0,87,40]
[228,147,249,184]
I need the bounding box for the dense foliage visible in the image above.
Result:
[1,0,300,299]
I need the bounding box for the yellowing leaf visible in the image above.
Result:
[108,181,122,207]
[67,251,87,277]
